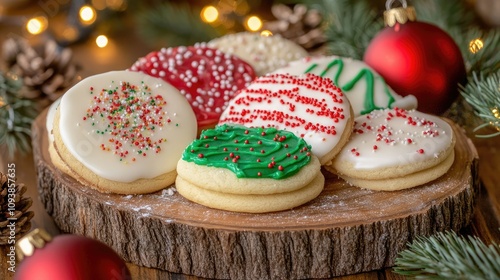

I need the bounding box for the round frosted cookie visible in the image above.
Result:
[176,125,325,213]
[338,151,455,191]
[46,98,76,177]
[272,55,418,116]
[208,32,308,76]
[53,70,197,194]
[218,73,354,165]
[46,97,61,143]
[326,108,455,191]
[175,174,324,213]
[129,44,256,130]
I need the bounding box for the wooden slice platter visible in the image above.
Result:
[33,109,478,279]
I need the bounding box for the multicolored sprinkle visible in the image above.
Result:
[82,81,170,162]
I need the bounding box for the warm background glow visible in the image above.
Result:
[201,5,219,23]
[245,15,262,31]
[26,16,48,35]
[96,35,109,48]
[79,5,97,24]
[469,38,484,54]
[260,30,273,37]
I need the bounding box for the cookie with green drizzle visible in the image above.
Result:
[175,125,324,213]
[272,55,418,116]
[218,73,354,166]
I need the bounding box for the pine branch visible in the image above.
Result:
[321,0,382,60]
[412,0,476,36]
[0,72,37,158]
[459,71,500,138]
[412,0,500,75]
[394,231,500,279]
[463,29,500,75]
[135,2,222,48]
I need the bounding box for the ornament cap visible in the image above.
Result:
[384,6,416,27]
[16,228,53,261]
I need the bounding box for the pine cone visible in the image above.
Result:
[2,37,78,107]
[0,172,34,245]
[264,4,326,52]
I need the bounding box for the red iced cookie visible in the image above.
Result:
[130,44,256,129]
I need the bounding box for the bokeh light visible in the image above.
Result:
[260,30,273,37]
[201,6,219,23]
[96,35,109,48]
[245,15,262,31]
[26,16,48,35]
[79,5,97,25]
[469,38,484,54]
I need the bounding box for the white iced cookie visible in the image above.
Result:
[218,73,354,165]
[46,98,61,143]
[208,32,308,76]
[52,70,197,194]
[272,56,418,116]
[326,108,455,191]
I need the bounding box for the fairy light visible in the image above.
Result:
[26,16,48,35]
[201,5,219,23]
[260,30,273,37]
[245,15,262,31]
[469,38,484,54]
[96,35,109,48]
[492,107,500,119]
[79,5,97,25]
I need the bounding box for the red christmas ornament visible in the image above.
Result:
[14,229,131,280]
[363,1,467,115]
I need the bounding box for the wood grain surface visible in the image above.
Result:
[24,109,479,279]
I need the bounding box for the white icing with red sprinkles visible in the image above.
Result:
[58,71,197,183]
[272,55,418,116]
[335,108,454,170]
[129,44,256,127]
[218,73,352,162]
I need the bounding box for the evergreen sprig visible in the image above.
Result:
[135,2,221,48]
[321,0,382,60]
[0,72,37,158]
[459,71,500,138]
[394,231,500,279]
[412,0,500,75]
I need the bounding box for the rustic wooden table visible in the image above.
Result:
[1,15,500,280]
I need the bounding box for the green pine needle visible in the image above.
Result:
[0,72,37,158]
[394,231,500,279]
[136,2,222,48]
[463,29,500,75]
[459,71,500,138]
[321,0,382,60]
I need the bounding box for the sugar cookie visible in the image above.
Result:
[175,125,324,213]
[272,55,418,116]
[52,70,197,194]
[208,32,308,76]
[129,44,256,130]
[326,108,455,191]
[218,73,354,165]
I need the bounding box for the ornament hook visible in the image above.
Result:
[385,0,408,10]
